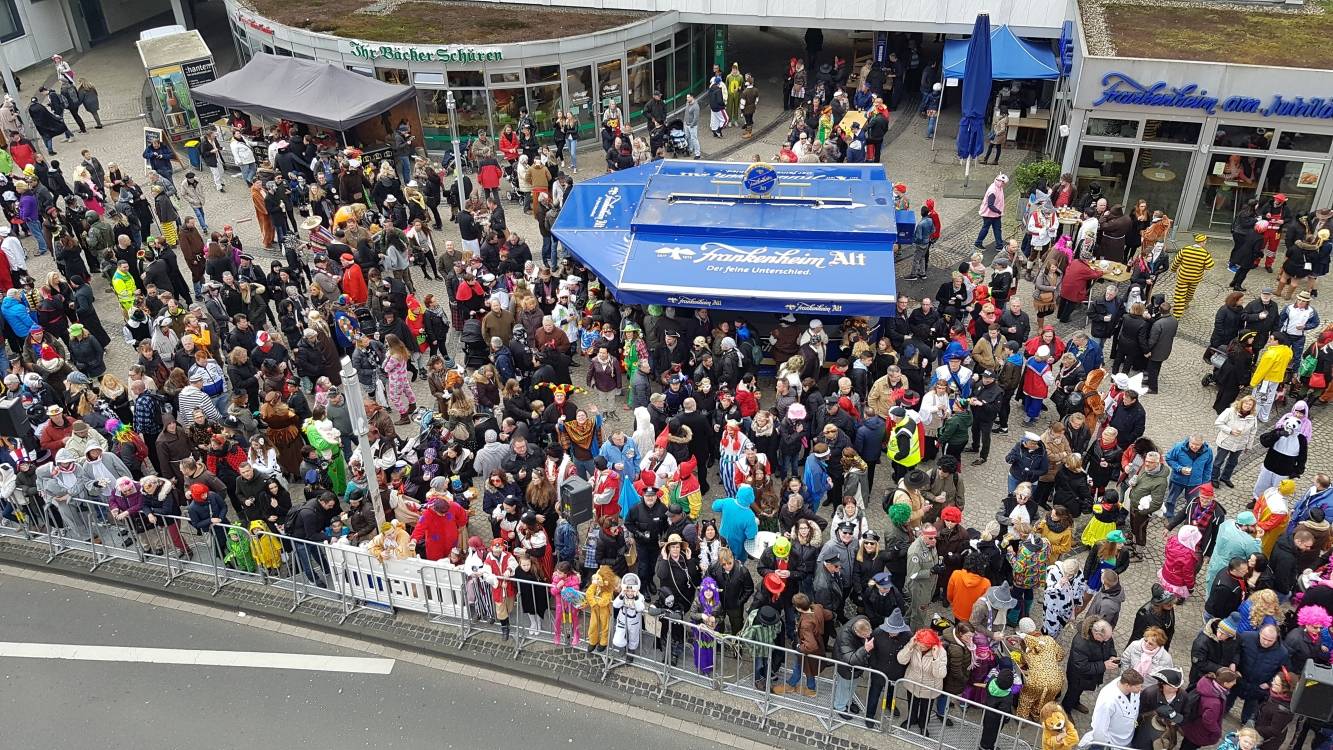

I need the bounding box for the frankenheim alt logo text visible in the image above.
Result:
[655,244,866,268]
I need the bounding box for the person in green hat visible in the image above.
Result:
[66,322,105,378]
[622,319,648,407]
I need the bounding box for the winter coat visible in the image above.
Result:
[1236,631,1288,700]
[1052,467,1093,515]
[896,643,949,697]
[1066,628,1114,698]
[1160,533,1201,595]
[794,604,832,674]
[706,560,755,612]
[832,619,873,679]
[1284,627,1326,673]
[1059,259,1102,304]
[1121,637,1175,677]
[1255,694,1294,750]
[1116,314,1150,364]
[1214,407,1259,453]
[1147,315,1179,362]
[1005,442,1049,484]
[1165,440,1214,490]
[1211,303,1246,351]
[410,501,467,560]
[1189,620,1240,690]
[1179,676,1229,747]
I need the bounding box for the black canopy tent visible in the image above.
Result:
[192,52,419,131]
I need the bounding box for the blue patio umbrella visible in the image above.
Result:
[957,13,992,187]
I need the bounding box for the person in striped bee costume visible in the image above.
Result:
[1169,234,1216,317]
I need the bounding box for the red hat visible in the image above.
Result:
[893,182,907,193]
[941,506,963,524]
[925,198,935,210]
[190,482,208,501]
[763,572,786,597]
[341,253,355,262]
[1274,193,1288,203]
[1197,483,1215,499]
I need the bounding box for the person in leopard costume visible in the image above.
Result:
[1014,617,1067,721]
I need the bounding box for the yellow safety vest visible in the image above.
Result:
[888,417,922,467]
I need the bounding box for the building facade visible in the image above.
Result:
[224,0,718,151]
[1062,28,1333,235]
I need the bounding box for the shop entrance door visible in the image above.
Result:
[565,63,596,143]
[597,57,625,136]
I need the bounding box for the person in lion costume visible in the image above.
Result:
[1040,702,1080,750]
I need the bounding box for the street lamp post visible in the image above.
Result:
[339,357,384,527]
[445,91,468,211]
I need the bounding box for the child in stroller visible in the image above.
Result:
[665,119,690,158]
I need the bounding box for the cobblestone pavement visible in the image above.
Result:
[20,9,1324,732]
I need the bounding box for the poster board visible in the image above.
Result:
[182,58,225,124]
[143,127,164,169]
[148,64,201,136]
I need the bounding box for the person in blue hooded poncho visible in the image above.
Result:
[712,485,759,562]
[803,445,831,510]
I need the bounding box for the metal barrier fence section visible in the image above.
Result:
[0,505,1042,747]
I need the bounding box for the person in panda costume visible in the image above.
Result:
[613,572,647,656]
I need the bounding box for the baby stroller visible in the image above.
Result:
[459,317,489,369]
[354,306,377,338]
[502,161,523,204]
[666,119,690,157]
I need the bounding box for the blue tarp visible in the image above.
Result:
[552,160,902,316]
[942,25,1060,80]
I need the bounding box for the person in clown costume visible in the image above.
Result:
[717,419,753,497]
[1254,479,1293,555]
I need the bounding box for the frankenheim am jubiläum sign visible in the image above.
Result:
[1092,72,1333,119]
[349,41,503,63]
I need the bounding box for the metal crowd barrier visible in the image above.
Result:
[885,678,1044,750]
[0,505,1041,744]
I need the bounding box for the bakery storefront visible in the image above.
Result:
[1062,53,1333,236]
[223,0,713,152]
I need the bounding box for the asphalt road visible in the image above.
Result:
[0,573,716,749]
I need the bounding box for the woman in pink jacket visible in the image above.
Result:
[1159,524,1203,599]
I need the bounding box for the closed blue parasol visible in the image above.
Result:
[957,13,992,186]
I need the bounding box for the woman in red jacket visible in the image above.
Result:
[498,124,520,164]
[478,154,502,203]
